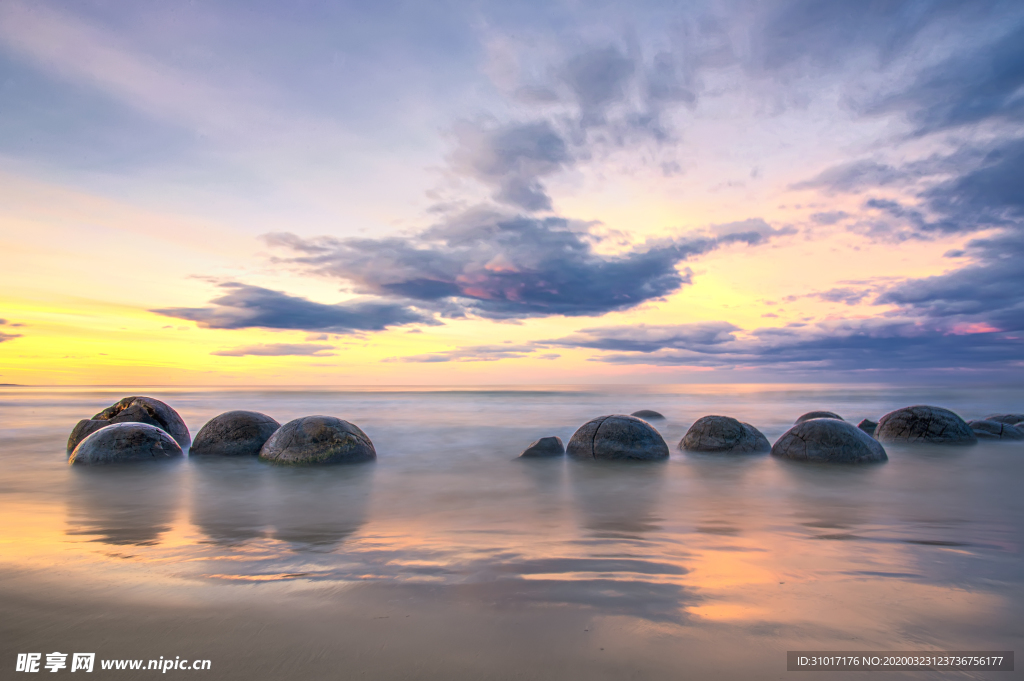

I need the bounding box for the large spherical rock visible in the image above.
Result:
[69,422,184,465]
[875,405,977,445]
[680,415,770,454]
[771,419,887,463]
[519,436,565,458]
[967,420,1024,440]
[67,396,191,452]
[984,413,1024,425]
[795,410,843,424]
[630,409,665,420]
[259,416,376,465]
[191,411,281,457]
[566,415,669,461]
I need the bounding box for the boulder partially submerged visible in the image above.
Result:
[259,416,375,465]
[771,418,887,463]
[875,405,977,445]
[967,420,1024,440]
[68,396,191,452]
[795,411,843,424]
[857,419,878,437]
[519,436,565,458]
[69,422,184,465]
[567,415,669,461]
[984,413,1024,425]
[191,410,281,457]
[680,415,770,454]
[630,410,665,420]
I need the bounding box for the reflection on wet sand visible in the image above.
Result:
[266,463,375,550]
[65,462,183,546]
[188,458,271,545]
[567,459,667,538]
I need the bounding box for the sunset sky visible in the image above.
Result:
[1,0,1022,385]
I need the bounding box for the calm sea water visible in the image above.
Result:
[1,384,1022,680]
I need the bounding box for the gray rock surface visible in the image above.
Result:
[259,416,376,465]
[771,419,887,463]
[795,411,843,424]
[679,415,770,454]
[984,413,1024,425]
[630,410,665,420]
[566,415,669,461]
[967,419,1024,440]
[191,411,281,456]
[520,436,565,458]
[69,422,184,465]
[67,396,191,452]
[875,405,977,445]
[857,419,878,437]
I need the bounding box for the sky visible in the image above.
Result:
[0,0,1022,385]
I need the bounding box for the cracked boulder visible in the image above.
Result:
[259,416,376,465]
[967,420,1024,440]
[984,413,1024,425]
[795,411,843,424]
[875,405,977,445]
[566,415,669,461]
[69,422,184,465]
[191,411,281,456]
[680,415,770,454]
[68,396,191,453]
[520,436,565,458]
[630,410,665,420]
[771,418,887,463]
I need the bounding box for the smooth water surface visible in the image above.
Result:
[1,385,1022,679]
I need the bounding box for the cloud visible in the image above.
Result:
[563,46,635,125]
[451,120,570,211]
[151,282,435,333]
[265,209,787,320]
[384,343,541,363]
[559,318,1023,372]
[870,23,1024,135]
[211,343,336,357]
[0,319,22,343]
[790,161,906,194]
[547,322,739,353]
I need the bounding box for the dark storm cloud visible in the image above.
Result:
[151,283,434,332]
[560,319,1023,372]
[451,121,570,211]
[265,211,787,320]
[211,343,336,357]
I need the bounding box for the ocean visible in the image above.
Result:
[1,384,1021,679]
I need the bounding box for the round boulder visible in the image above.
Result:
[771,419,887,463]
[69,422,184,465]
[520,436,565,458]
[566,415,669,461]
[259,416,376,465]
[680,415,770,454]
[857,419,878,437]
[967,420,1024,440]
[67,396,191,452]
[795,411,843,424]
[191,411,281,456]
[984,413,1024,425]
[630,410,665,420]
[875,405,977,445]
